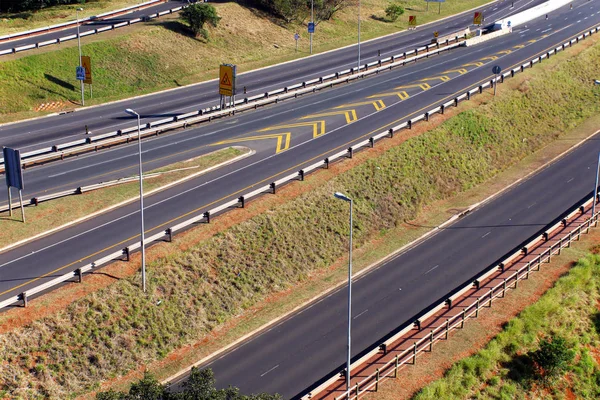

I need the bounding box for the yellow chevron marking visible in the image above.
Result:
[301,110,357,124]
[513,44,525,49]
[368,91,409,100]
[395,83,431,90]
[541,34,549,39]
[443,68,468,74]
[462,61,484,67]
[480,56,498,61]
[528,39,537,43]
[420,75,450,82]
[335,100,386,111]
[259,120,326,138]
[497,50,512,55]
[214,132,291,153]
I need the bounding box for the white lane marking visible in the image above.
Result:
[585,17,589,20]
[527,202,536,209]
[536,28,541,31]
[425,265,439,275]
[47,151,139,177]
[481,232,491,238]
[541,28,552,33]
[577,20,581,23]
[353,309,369,319]
[260,364,279,377]
[520,29,530,33]
[567,177,574,183]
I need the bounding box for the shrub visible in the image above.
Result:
[180,3,221,40]
[385,3,404,22]
[529,336,575,380]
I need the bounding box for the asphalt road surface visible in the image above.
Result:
[1,0,599,398]
[0,0,543,153]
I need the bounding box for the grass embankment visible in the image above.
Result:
[0,1,147,36]
[0,0,491,122]
[0,25,599,400]
[413,251,600,400]
[0,146,248,249]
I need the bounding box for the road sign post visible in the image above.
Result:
[492,65,501,96]
[294,32,300,52]
[408,16,417,30]
[474,11,483,25]
[82,55,93,98]
[3,147,25,222]
[219,64,236,108]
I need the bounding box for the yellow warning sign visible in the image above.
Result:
[81,55,92,84]
[219,64,236,96]
[433,31,439,38]
[473,12,483,25]
[408,16,417,28]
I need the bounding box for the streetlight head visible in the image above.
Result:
[334,192,351,202]
[595,80,600,85]
[125,108,138,117]
[77,8,83,11]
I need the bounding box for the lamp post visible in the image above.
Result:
[310,0,314,54]
[125,108,146,292]
[357,0,361,72]
[593,80,600,224]
[76,7,84,106]
[334,191,353,392]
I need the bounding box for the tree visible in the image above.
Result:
[180,3,221,39]
[529,336,575,381]
[313,0,349,24]
[385,3,404,22]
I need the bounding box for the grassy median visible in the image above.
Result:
[0,0,492,122]
[0,146,249,249]
[1,24,600,400]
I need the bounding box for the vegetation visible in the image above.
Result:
[0,0,84,13]
[414,252,600,399]
[96,368,281,400]
[0,30,599,399]
[180,3,221,39]
[385,3,405,22]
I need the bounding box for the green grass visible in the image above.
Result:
[413,251,600,400]
[0,146,248,248]
[0,0,492,121]
[1,23,600,400]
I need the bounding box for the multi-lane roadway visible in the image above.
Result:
[1,0,600,398]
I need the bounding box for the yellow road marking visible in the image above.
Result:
[443,68,468,74]
[395,83,431,90]
[528,39,537,43]
[368,91,409,100]
[259,121,326,138]
[6,24,594,299]
[497,50,512,55]
[334,100,386,111]
[462,61,484,67]
[301,110,357,124]
[214,133,291,153]
[480,56,498,61]
[420,75,450,82]
[513,44,525,49]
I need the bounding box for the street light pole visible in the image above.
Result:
[76,8,84,106]
[593,152,600,224]
[357,0,361,72]
[334,192,353,392]
[310,0,314,54]
[125,108,146,292]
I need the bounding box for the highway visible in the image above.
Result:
[1,0,599,398]
[0,0,188,54]
[0,0,542,154]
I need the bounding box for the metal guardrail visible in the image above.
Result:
[0,38,467,173]
[0,1,182,56]
[1,24,597,318]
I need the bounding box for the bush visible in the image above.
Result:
[385,3,404,22]
[1,0,84,13]
[529,336,575,380]
[180,3,221,39]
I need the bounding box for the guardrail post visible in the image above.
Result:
[467,91,471,100]
[537,256,542,271]
[488,288,493,307]
[394,355,399,378]
[380,343,387,355]
[425,112,430,121]
[413,342,417,363]
[526,262,531,279]
[389,128,394,138]
[408,120,412,129]
[347,147,353,159]
[124,247,130,261]
[429,330,434,351]
[415,320,421,331]
[479,85,483,94]
[238,196,245,208]
[446,298,452,309]
[445,319,449,339]
[77,268,83,283]
[568,232,572,247]
[204,211,210,224]
[441,105,445,115]
[461,309,465,328]
[299,170,305,181]
[22,292,27,307]
[475,297,480,318]
[514,270,519,288]
[270,182,276,194]
[324,158,330,169]
[355,383,359,397]
[502,278,507,297]
[375,368,380,391]
[166,228,173,242]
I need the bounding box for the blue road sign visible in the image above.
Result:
[308,22,315,34]
[3,147,24,190]
[492,65,501,75]
[76,66,85,81]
